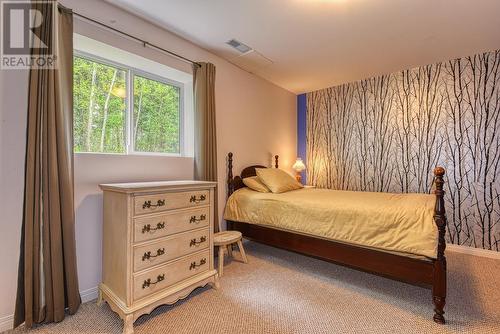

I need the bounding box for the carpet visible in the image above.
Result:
[8,241,500,333]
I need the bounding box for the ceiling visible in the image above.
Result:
[106,0,500,94]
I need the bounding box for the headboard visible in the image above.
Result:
[227,152,279,197]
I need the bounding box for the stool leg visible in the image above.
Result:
[218,246,224,277]
[237,240,248,263]
[227,244,233,258]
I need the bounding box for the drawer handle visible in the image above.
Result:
[189,214,206,224]
[189,258,207,270]
[142,199,166,210]
[189,236,207,247]
[142,248,165,261]
[189,195,206,203]
[142,274,165,289]
[142,222,166,234]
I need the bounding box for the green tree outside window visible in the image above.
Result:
[73,55,182,155]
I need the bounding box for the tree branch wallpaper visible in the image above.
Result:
[306,50,500,251]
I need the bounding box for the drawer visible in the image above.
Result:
[134,190,210,216]
[134,207,210,243]
[133,249,210,301]
[133,228,209,272]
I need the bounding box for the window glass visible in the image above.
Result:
[133,75,181,154]
[73,56,127,153]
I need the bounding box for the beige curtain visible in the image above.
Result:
[14,3,80,328]
[193,63,219,232]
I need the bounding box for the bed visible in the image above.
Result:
[224,152,448,324]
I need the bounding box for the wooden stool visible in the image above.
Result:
[214,230,248,277]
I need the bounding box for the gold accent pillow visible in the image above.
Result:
[256,168,303,194]
[243,176,270,193]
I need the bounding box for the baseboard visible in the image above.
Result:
[80,286,99,303]
[0,287,99,333]
[0,314,13,333]
[446,243,500,259]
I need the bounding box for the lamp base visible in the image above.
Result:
[295,173,302,184]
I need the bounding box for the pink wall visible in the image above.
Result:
[0,0,296,327]
[0,68,29,329]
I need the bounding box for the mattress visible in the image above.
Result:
[224,187,438,259]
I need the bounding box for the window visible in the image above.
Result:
[133,75,181,154]
[73,53,184,155]
[73,56,127,153]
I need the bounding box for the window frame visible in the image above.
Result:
[73,50,185,157]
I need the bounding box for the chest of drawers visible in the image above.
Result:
[98,181,219,334]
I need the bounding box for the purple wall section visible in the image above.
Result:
[297,94,307,184]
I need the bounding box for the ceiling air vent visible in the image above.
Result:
[226,39,252,53]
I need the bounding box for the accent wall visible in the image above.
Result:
[298,49,500,251]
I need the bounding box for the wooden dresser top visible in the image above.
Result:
[99,180,217,193]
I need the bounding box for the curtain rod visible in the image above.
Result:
[72,11,201,67]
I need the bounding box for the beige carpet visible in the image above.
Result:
[8,241,500,334]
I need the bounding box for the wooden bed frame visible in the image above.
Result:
[225,152,447,324]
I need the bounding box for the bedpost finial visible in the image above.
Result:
[434,167,445,177]
[433,165,447,262]
[228,152,233,171]
[228,152,234,197]
[228,152,233,170]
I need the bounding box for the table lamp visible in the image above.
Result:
[292,158,306,183]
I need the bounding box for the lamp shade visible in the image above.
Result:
[292,158,306,172]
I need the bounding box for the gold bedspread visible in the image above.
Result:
[224,188,438,259]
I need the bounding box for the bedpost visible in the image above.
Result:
[228,152,234,197]
[432,167,447,324]
[275,155,279,168]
